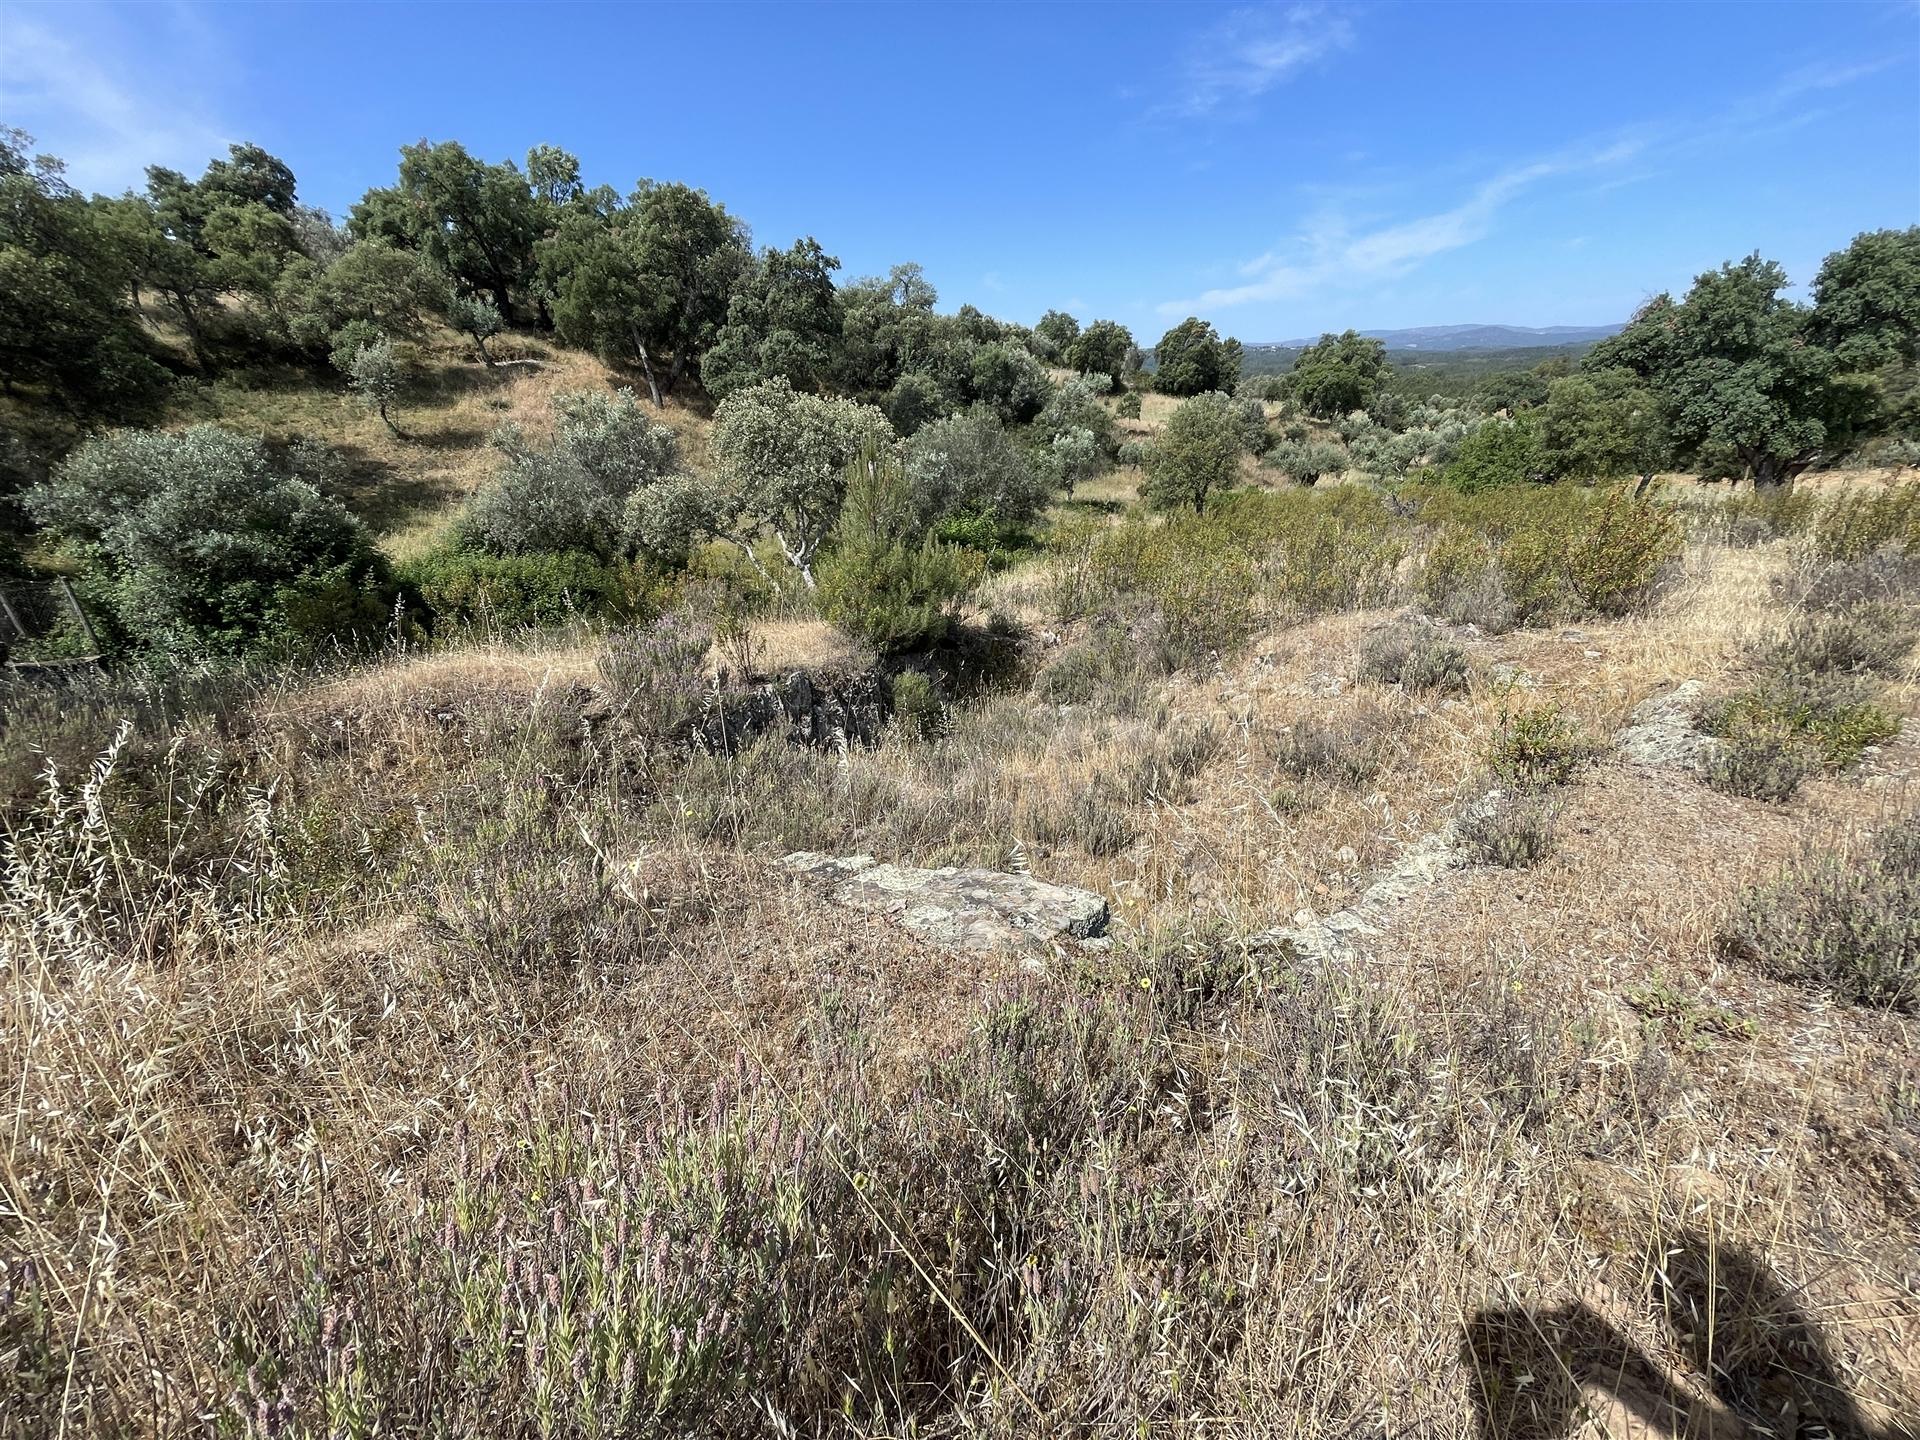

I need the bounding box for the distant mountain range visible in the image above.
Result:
[1252,323,1624,352]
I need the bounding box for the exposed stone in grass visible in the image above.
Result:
[1615,680,1718,774]
[779,851,1110,960]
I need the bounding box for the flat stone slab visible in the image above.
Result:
[780,852,1110,959]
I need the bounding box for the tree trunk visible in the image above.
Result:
[474,334,494,368]
[630,326,663,406]
[491,284,514,324]
[725,535,778,590]
[1749,452,1813,491]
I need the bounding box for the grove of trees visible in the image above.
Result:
[2,118,1915,662]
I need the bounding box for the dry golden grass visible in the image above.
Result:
[198,329,709,561]
[5,499,1919,1434]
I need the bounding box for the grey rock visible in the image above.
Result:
[1616,680,1719,773]
[692,669,888,754]
[1248,791,1504,965]
[780,852,1110,961]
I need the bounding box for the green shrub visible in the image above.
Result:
[1412,484,1678,627]
[1719,817,1920,1011]
[1439,416,1546,492]
[1357,622,1469,694]
[1458,793,1558,868]
[25,426,380,654]
[404,547,657,629]
[1562,486,1680,616]
[1813,483,1920,562]
[1115,391,1142,420]
[1487,703,1591,791]
[889,669,945,738]
[817,448,981,654]
[1698,669,1898,775]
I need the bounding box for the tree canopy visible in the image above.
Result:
[1288,330,1389,419]
[1153,317,1242,397]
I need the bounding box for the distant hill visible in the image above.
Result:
[1258,323,1623,352]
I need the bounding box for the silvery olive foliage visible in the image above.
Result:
[26,426,373,650]
[904,410,1053,530]
[461,388,687,560]
[705,376,896,586]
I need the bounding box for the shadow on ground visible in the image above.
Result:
[1464,1232,1883,1439]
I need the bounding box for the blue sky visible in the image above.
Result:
[3,1,1916,342]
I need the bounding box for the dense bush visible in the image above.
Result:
[462,388,685,560]
[1699,668,1898,798]
[1050,489,1405,663]
[404,547,658,629]
[1719,817,1920,1011]
[25,426,382,653]
[1412,484,1681,628]
[816,448,982,653]
[1562,485,1682,615]
[1440,415,1547,492]
[1266,439,1347,487]
[1115,391,1142,420]
[904,410,1053,533]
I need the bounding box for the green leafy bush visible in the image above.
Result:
[1439,415,1546,492]
[817,448,982,653]
[462,388,685,560]
[25,426,380,654]
[1115,391,1142,420]
[1719,817,1920,1011]
[1699,669,1898,777]
[1562,486,1681,616]
[1486,703,1591,792]
[404,547,658,629]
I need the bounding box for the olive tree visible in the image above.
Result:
[1143,392,1244,512]
[904,411,1052,531]
[705,377,894,586]
[26,427,376,651]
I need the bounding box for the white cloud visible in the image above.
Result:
[0,8,230,195]
[1171,4,1354,117]
[1157,146,1627,316]
[1157,49,1895,319]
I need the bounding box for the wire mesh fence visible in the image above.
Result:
[0,577,105,670]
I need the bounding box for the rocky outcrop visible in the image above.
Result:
[1615,681,1718,774]
[780,852,1110,962]
[693,670,888,754]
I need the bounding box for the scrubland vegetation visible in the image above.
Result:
[4,125,1920,1437]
